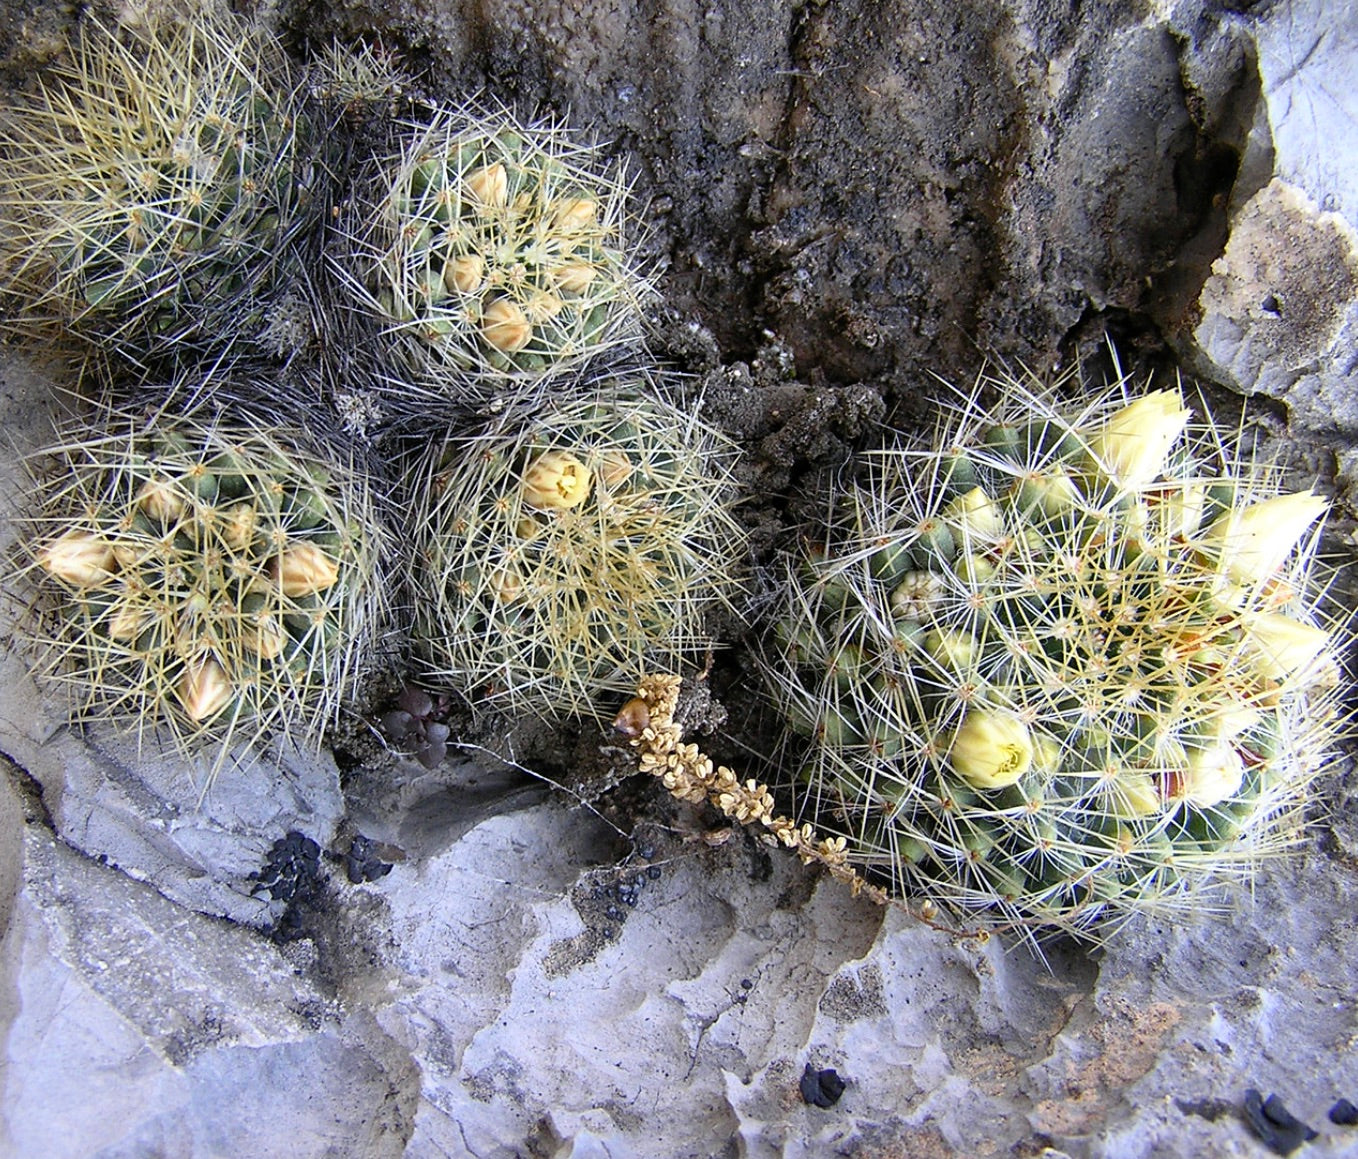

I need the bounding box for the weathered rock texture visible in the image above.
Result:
[3,0,1357,1156]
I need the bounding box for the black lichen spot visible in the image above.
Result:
[800,1063,846,1109]
[1330,1098,1358,1127]
[1243,1089,1318,1156]
[251,830,324,942]
[342,834,396,884]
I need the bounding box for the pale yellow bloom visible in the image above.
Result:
[39,531,117,587]
[948,708,1033,789]
[1199,490,1328,584]
[1089,389,1191,491]
[942,486,1005,541]
[1240,611,1331,680]
[1179,741,1245,808]
[522,451,593,510]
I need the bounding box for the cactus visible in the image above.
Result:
[16,404,389,763]
[759,371,1345,938]
[336,104,651,407]
[408,382,744,720]
[0,14,312,363]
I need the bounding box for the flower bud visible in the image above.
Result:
[1240,611,1331,680]
[942,486,1005,542]
[273,542,341,596]
[524,289,564,322]
[551,262,596,293]
[39,531,117,587]
[444,253,485,294]
[179,657,233,721]
[242,612,287,660]
[1151,480,1207,539]
[551,197,598,231]
[1011,467,1080,520]
[220,503,258,553]
[948,708,1033,790]
[464,162,508,207]
[1178,741,1245,808]
[1199,490,1328,585]
[136,477,185,522]
[1110,771,1162,818]
[105,601,150,642]
[481,299,533,353]
[1088,390,1191,491]
[522,451,593,510]
[923,628,980,671]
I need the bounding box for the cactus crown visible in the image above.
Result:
[409,383,745,720]
[17,404,389,766]
[761,370,1345,939]
[337,104,652,407]
[0,13,309,360]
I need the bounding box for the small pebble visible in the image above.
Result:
[800,1064,846,1109]
[1330,1098,1358,1126]
[1243,1089,1318,1156]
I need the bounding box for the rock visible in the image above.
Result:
[2,0,1358,1156]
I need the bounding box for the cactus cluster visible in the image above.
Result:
[19,407,388,760]
[338,107,649,402]
[408,384,744,719]
[759,376,1344,936]
[0,14,310,362]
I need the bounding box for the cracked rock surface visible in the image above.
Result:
[3,1,1358,1156]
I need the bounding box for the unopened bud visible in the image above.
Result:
[136,477,185,522]
[273,541,341,596]
[1089,390,1191,492]
[1240,611,1331,681]
[551,262,596,293]
[481,299,533,353]
[1200,490,1328,585]
[1178,741,1245,808]
[220,503,258,553]
[39,531,117,587]
[179,657,233,721]
[464,162,508,207]
[444,253,485,294]
[552,197,597,231]
[242,612,287,660]
[942,487,1005,542]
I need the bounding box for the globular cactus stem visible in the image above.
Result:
[16,404,390,771]
[761,369,1347,940]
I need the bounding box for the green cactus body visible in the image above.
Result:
[20,408,387,761]
[0,15,310,360]
[342,106,651,401]
[762,377,1344,937]
[409,385,744,719]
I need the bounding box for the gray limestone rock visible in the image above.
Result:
[1,1,1357,1157]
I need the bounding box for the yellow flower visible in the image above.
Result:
[1089,390,1191,491]
[948,708,1033,790]
[521,451,593,511]
[1199,490,1327,584]
[1178,741,1245,808]
[1240,611,1331,680]
[38,531,117,587]
[942,486,1005,542]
